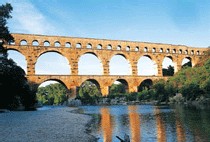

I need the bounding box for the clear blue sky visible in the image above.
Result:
[1,0,210,78]
[2,0,210,47]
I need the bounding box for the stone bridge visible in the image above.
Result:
[5,33,208,97]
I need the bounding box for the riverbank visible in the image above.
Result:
[0,106,97,142]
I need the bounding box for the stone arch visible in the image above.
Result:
[44,41,50,46]
[107,44,112,50]
[182,57,192,68]
[78,52,103,75]
[35,51,71,75]
[54,41,61,47]
[32,40,39,46]
[126,46,130,51]
[76,43,82,48]
[138,79,153,92]
[152,48,156,53]
[97,44,102,49]
[39,79,68,90]
[110,79,129,94]
[65,42,71,48]
[159,48,163,53]
[7,49,27,73]
[20,39,27,46]
[117,45,121,50]
[87,43,92,49]
[144,47,148,52]
[137,55,157,76]
[162,56,174,76]
[78,79,102,96]
[135,46,139,51]
[109,53,132,75]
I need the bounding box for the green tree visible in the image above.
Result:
[0,3,36,110]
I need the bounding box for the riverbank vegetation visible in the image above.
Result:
[0,3,36,110]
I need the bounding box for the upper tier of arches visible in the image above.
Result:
[9,33,207,56]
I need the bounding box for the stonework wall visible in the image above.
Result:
[6,33,208,96]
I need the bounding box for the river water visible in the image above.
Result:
[79,104,210,142]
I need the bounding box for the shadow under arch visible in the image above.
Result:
[138,79,153,92]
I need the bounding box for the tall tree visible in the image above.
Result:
[0,3,14,43]
[0,3,36,110]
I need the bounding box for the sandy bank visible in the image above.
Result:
[0,106,97,142]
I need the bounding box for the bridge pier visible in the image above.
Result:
[101,86,109,96]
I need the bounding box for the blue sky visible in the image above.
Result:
[2,0,210,79]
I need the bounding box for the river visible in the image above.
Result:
[79,104,210,142]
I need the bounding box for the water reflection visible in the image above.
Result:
[154,108,166,142]
[80,105,210,142]
[100,107,113,142]
[128,105,141,142]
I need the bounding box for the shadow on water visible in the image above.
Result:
[79,104,210,142]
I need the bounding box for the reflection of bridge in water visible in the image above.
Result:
[6,33,208,96]
[100,105,186,142]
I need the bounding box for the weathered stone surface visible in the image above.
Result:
[6,33,208,97]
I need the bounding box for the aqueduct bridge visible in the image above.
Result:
[6,33,208,97]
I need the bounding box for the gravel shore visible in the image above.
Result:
[0,106,97,142]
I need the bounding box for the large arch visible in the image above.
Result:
[138,79,153,92]
[7,49,27,74]
[109,54,132,75]
[78,53,103,75]
[162,56,174,76]
[182,57,192,68]
[37,79,68,105]
[137,55,157,76]
[35,51,70,75]
[78,79,102,97]
[109,79,129,95]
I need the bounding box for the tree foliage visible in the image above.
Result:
[36,83,67,105]
[0,3,14,42]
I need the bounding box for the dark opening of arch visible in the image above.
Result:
[109,79,128,95]
[138,79,153,92]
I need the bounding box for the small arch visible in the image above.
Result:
[185,50,188,54]
[196,50,200,55]
[20,40,27,46]
[117,45,121,50]
[144,47,148,52]
[138,79,153,92]
[179,49,182,54]
[159,48,163,53]
[65,42,71,48]
[87,43,92,49]
[126,46,130,51]
[135,46,139,51]
[54,41,61,47]
[9,40,15,45]
[32,40,39,46]
[191,50,194,55]
[166,48,170,53]
[172,49,176,54]
[97,44,102,49]
[152,48,156,53]
[107,44,112,50]
[44,41,50,46]
[76,43,82,48]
